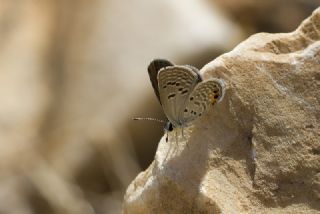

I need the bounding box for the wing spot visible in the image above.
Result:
[167,81,176,86]
[209,94,217,105]
[176,82,180,86]
[190,97,194,101]
[178,88,183,91]
[214,95,219,99]
[163,85,167,89]
[184,109,188,112]
[181,89,189,95]
[168,94,176,99]
[213,90,218,93]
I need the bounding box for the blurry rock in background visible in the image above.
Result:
[124,7,320,212]
[0,0,318,213]
[212,0,320,33]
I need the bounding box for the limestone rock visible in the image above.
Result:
[123,7,320,213]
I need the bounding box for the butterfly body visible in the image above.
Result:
[148,59,224,134]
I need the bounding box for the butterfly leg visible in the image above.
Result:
[182,128,190,149]
[164,122,173,143]
[175,130,178,146]
[166,131,169,142]
[182,127,184,139]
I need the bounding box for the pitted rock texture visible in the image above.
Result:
[123,8,320,213]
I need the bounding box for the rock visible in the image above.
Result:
[212,0,320,33]
[123,7,320,213]
[0,0,52,169]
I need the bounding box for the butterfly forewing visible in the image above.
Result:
[148,59,173,104]
[158,66,200,127]
[180,78,224,124]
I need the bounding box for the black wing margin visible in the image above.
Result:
[147,59,174,104]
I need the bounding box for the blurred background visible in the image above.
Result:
[0,0,319,213]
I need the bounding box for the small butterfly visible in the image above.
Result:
[147,59,225,141]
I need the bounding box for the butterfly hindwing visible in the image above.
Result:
[148,59,173,104]
[180,78,224,124]
[158,66,201,127]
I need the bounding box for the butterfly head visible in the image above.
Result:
[164,121,174,132]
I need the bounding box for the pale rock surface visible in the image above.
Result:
[123,8,320,213]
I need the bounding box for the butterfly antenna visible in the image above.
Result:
[132,117,166,124]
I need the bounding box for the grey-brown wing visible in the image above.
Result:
[180,78,225,125]
[158,66,201,127]
[147,59,173,104]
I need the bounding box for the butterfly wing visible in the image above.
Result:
[157,66,201,127]
[148,59,174,104]
[180,78,225,125]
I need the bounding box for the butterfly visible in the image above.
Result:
[147,59,225,141]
